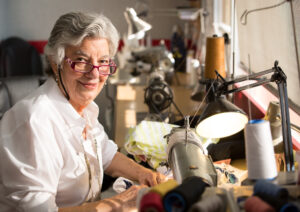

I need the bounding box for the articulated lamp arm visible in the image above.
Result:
[215,61,294,172]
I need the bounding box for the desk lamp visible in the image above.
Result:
[196,61,294,172]
[177,8,203,21]
[124,8,152,40]
[195,80,248,139]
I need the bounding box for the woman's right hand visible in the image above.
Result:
[96,185,147,211]
[59,185,147,212]
[114,184,146,202]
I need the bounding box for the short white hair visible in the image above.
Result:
[44,11,119,68]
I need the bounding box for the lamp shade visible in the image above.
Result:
[124,8,152,40]
[177,8,200,20]
[196,96,248,139]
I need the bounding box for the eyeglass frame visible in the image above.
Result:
[65,57,117,76]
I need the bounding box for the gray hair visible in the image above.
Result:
[44,11,119,74]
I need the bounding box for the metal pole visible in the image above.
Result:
[278,82,294,171]
[230,0,236,79]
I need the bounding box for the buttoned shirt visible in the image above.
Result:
[0,78,118,211]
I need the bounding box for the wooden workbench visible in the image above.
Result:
[113,72,201,147]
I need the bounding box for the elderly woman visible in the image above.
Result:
[0,11,165,211]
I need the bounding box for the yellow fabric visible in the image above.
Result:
[125,120,178,169]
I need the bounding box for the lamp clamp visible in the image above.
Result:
[271,60,287,84]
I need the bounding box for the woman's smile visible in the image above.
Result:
[79,80,98,89]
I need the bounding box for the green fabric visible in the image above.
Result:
[125,121,178,169]
[124,120,220,169]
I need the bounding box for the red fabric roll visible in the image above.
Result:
[140,192,164,212]
[244,196,276,212]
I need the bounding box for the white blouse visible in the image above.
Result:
[0,78,118,212]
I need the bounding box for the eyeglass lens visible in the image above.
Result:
[74,62,116,74]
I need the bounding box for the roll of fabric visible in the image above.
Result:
[244,196,275,212]
[244,120,278,180]
[163,176,208,212]
[189,194,226,212]
[204,35,226,79]
[150,179,178,197]
[140,191,164,212]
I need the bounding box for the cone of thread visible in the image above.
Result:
[204,36,226,79]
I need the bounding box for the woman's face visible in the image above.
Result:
[54,37,110,114]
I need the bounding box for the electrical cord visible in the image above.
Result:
[240,0,288,25]
[58,66,70,100]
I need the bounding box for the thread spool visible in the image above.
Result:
[204,35,226,79]
[253,180,289,199]
[244,196,275,212]
[253,180,289,210]
[150,179,178,197]
[280,203,300,212]
[136,187,151,209]
[163,176,208,212]
[189,194,226,212]
[140,192,164,212]
[244,120,278,180]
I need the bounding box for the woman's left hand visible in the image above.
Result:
[106,152,168,187]
[137,167,167,186]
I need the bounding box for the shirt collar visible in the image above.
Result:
[44,78,99,129]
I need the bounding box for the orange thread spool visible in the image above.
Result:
[204,36,226,79]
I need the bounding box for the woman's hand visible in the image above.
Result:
[96,185,147,212]
[60,185,146,212]
[137,166,167,187]
[112,184,146,204]
[105,152,167,187]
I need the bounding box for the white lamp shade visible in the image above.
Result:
[195,96,249,139]
[124,8,152,40]
[196,112,248,139]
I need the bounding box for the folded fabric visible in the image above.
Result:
[112,177,135,193]
[214,163,248,187]
[125,121,179,169]
[156,165,173,179]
